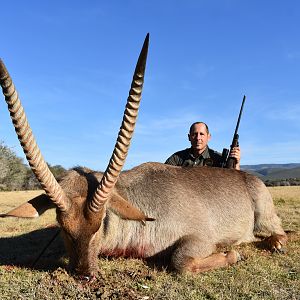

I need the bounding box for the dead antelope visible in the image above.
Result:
[0,34,287,281]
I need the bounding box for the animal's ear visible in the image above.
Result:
[108,192,155,225]
[0,194,55,218]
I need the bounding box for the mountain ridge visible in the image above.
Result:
[241,163,300,180]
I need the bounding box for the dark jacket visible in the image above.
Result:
[165,147,223,167]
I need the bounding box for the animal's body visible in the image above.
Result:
[58,162,286,276]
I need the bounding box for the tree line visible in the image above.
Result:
[264,178,300,187]
[0,141,66,191]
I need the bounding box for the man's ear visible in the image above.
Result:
[207,133,211,142]
[188,133,191,142]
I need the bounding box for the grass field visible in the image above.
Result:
[0,187,299,299]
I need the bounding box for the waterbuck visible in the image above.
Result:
[0,34,287,281]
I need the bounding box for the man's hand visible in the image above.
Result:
[229,146,241,170]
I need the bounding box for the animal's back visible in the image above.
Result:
[101,163,266,257]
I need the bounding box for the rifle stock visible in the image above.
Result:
[226,133,239,169]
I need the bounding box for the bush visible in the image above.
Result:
[0,142,28,191]
[0,141,67,191]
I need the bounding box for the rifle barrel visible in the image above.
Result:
[234,95,246,136]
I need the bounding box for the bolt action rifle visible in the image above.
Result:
[222,95,246,169]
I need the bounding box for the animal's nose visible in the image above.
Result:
[78,274,96,283]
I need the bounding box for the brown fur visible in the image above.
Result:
[46,162,287,276]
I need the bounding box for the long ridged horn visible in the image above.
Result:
[89,33,149,213]
[0,60,69,212]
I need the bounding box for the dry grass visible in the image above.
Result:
[269,186,300,232]
[0,187,299,299]
[0,190,56,238]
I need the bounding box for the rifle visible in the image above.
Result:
[222,95,246,169]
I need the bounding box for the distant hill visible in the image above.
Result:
[241,163,300,180]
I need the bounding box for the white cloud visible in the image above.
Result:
[286,51,300,60]
[136,113,199,136]
[242,140,300,165]
[266,104,300,123]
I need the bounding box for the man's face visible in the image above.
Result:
[188,123,211,154]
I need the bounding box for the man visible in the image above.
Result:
[165,122,241,170]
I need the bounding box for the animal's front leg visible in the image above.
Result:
[182,251,241,273]
[170,235,241,273]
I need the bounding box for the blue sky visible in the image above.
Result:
[1,1,299,170]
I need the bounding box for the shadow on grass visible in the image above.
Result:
[0,225,66,272]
